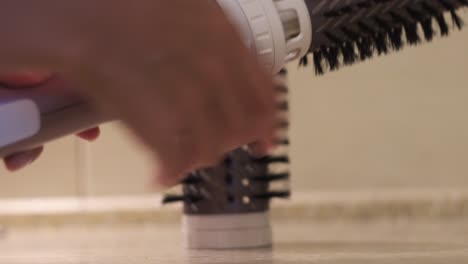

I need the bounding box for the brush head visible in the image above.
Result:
[162,71,291,216]
[301,0,467,74]
[162,71,291,249]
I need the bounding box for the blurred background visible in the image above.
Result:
[0,19,467,200]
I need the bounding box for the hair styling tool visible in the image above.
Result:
[0,0,465,250]
[0,0,465,158]
[162,0,466,249]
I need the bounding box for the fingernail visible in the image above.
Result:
[262,140,274,152]
[4,153,36,171]
[149,166,176,190]
[77,127,101,141]
[0,71,52,87]
[4,147,43,171]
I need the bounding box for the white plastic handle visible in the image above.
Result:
[0,99,40,149]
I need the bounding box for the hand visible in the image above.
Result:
[1,71,100,171]
[1,1,277,186]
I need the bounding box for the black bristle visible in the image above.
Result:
[162,194,202,204]
[421,17,435,41]
[252,173,290,182]
[342,27,373,61]
[436,13,450,35]
[341,41,357,65]
[313,51,324,75]
[390,11,405,24]
[406,6,435,41]
[324,10,341,18]
[357,21,375,35]
[388,26,404,50]
[341,26,360,40]
[358,21,389,55]
[364,36,374,58]
[324,31,343,43]
[450,9,464,29]
[391,11,421,45]
[253,191,291,200]
[254,156,290,164]
[438,0,453,10]
[374,31,390,55]
[439,0,465,29]
[162,195,185,204]
[299,55,308,67]
[405,22,421,45]
[321,46,340,71]
[330,46,341,70]
[325,31,357,65]
[305,0,466,75]
[374,16,391,31]
[182,175,202,184]
[373,17,393,53]
[407,6,424,22]
[422,2,449,36]
[357,1,373,8]
[356,36,374,60]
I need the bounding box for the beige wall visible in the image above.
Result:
[1,15,467,197]
[0,138,79,198]
[289,25,468,190]
[0,123,155,198]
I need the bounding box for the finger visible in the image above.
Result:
[140,61,232,186]
[4,147,44,171]
[155,58,276,186]
[0,71,52,88]
[222,53,277,148]
[248,139,275,157]
[154,81,224,186]
[194,56,251,152]
[77,127,100,141]
[64,65,204,187]
[243,67,277,140]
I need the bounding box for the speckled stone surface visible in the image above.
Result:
[1,219,468,263]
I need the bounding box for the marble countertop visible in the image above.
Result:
[1,219,468,263]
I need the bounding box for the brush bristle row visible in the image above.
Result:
[302,0,467,74]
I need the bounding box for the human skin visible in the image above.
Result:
[0,1,276,187]
[0,71,100,171]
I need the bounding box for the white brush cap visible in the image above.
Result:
[182,212,272,249]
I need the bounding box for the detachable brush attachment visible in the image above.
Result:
[163,70,291,214]
[163,148,290,214]
[163,70,290,249]
[300,0,467,74]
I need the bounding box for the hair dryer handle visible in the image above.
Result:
[0,82,110,158]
